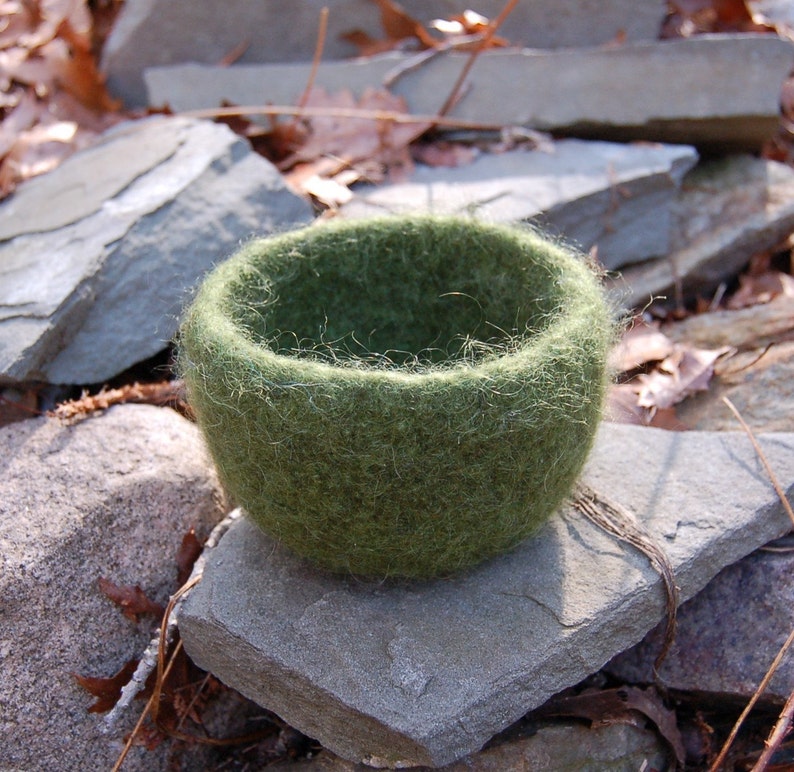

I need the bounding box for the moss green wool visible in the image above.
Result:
[179,216,613,579]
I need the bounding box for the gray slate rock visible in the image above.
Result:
[0,115,312,386]
[607,545,794,702]
[341,140,697,270]
[0,405,226,771]
[145,35,794,151]
[612,156,794,307]
[105,0,666,107]
[179,423,794,768]
[279,722,668,771]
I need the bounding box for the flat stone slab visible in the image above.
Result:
[612,155,794,307]
[0,114,312,386]
[341,140,697,270]
[146,35,794,151]
[283,722,668,771]
[179,423,794,768]
[0,405,226,771]
[105,0,666,107]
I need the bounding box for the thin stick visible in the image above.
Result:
[708,626,794,772]
[179,103,504,131]
[152,575,202,723]
[111,639,185,772]
[295,6,329,111]
[435,0,520,118]
[753,685,794,771]
[722,396,794,528]
[103,509,242,730]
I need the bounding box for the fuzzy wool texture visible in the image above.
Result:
[179,216,613,579]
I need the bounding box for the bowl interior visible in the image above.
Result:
[225,220,568,368]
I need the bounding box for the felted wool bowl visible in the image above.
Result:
[179,216,612,579]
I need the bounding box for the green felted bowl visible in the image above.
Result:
[179,216,612,579]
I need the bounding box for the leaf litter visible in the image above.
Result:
[0,0,121,197]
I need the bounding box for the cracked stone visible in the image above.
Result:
[179,423,794,767]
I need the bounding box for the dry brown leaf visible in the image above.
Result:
[74,659,139,713]
[98,577,165,622]
[663,0,775,37]
[278,87,429,172]
[278,86,431,203]
[726,270,794,309]
[374,0,436,46]
[0,0,122,198]
[176,528,204,586]
[636,344,731,410]
[533,686,686,767]
[609,321,675,373]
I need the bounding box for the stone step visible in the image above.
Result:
[179,422,794,767]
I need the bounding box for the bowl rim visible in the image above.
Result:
[184,216,605,389]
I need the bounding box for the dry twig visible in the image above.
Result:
[708,627,794,772]
[752,684,794,771]
[103,509,242,732]
[435,0,519,119]
[180,103,504,131]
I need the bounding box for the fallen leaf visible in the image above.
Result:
[0,0,123,198]
[276,86,431,204]
[533,686,686,768]
[342,0,439,55]
[300,172,355,209]
[375,0,437,46]
[73,658,138,713]
[636,344,730,410]
[609,321,675,373]
[98,577,165,623]
[663,0,775,36]
[176,528,204,586]
[726,270,794,309]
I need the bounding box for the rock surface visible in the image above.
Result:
[613,156,794,307]
[145,35,794,151]
[179,423,794,767]
[0,404,226,771]
[607,545,794,701]
[105,0,666,107]
[277,722,669,771]
[341,140,697,270]
[0,114,312,386]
